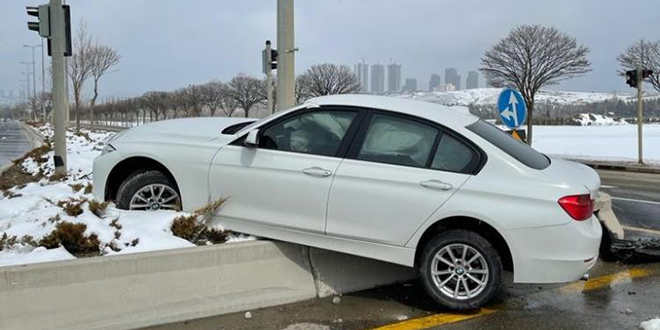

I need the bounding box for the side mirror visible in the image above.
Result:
[244,129,259,147]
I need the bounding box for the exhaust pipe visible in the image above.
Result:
[580,273,589,281]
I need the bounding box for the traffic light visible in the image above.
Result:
[26,5,50,38]
[262,40,279,74]
[270,49,278,70]
[625,70,638,88]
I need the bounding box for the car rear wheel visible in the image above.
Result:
[419,229,502,310]
[116,170,181,211]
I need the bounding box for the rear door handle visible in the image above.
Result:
[303,167,332,177]
[420,180,453,191]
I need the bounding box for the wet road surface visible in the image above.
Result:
[0,120,31,168]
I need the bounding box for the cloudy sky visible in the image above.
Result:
[1,0,659,101]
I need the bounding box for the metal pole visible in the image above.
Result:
[41,41,46,122]
[50,0,68,175]
[637,68,643,165]
[31,47,37,121]
[276,0,295,111]
[265,40,274,114]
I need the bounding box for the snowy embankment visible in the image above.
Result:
[533,124,660,164]
[0,124,252,268]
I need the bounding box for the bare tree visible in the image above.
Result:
[200,82,225,117]
[68,21,94,132]
[480,25,591,145]
[89,44,121,128]
[294,75,309,105]
[183,84,204,117]
[617,39,660,92]
[228,76,265,118]
[141,91,169,121]
[298,64,361,98]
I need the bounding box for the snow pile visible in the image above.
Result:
[0,124,251,268]
[573,113,627,126]
[641,317,660,330]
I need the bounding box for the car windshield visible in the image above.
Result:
[467,120,550,170]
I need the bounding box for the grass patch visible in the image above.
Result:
[88,200,109,218]
[171,198,230,245]
[3,190,22,199]
[39,222,100,255]
[84,183,93,194]
[0,143,51,191]
[69,183,84,193]
[56,198,87,217]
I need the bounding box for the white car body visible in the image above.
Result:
[94,95,601,285]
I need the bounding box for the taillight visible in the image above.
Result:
[558,194,594,221]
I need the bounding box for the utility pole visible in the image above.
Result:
[276,0,296,111]
[636,68,643,164]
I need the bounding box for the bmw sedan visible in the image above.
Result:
[93,95,602,309]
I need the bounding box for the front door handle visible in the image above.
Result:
[303,167,332,177]
[420,180,453,191]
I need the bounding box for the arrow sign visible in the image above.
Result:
[497,88,527,129]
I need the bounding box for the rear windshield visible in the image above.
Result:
[467,120,550,170]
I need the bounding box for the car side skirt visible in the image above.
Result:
[215,215,417,267]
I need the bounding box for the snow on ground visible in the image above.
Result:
[533,124,660,164]
[395,88,646,107]
[641,317,660,330]
[0,124,250,268]
[573,113,627,126]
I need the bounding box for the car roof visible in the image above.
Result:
[305,94,479,128]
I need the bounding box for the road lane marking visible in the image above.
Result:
[366,268,652,330]
[560,268,651,293]
[612,197,660,205]
[600,185,618,189]
[368,308,498,330]
[623,226,660,235]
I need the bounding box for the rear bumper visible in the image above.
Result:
[510,215,602,283]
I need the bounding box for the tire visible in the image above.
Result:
[419,229,503,310]
[116,170,181,211]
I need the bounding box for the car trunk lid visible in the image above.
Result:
[541,157,601,200]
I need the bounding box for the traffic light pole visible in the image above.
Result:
[276,0,295,111]
[636,68,643,165]
[50,0,69,175]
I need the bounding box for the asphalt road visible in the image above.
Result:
[0,120,31,169]
[598,169,660,238]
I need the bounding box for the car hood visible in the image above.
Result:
[542,158,601,199]
[115,117,254,144]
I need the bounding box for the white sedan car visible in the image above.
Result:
[93,95,602,309]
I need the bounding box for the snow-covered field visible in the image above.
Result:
[641,318,660,330]
[0,124,251,268]
[534,124,660,164]
[395,88,658,107]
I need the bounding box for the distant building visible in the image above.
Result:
[429,74,441,91]
[437,84,456,91]
[445,68,461,90]
[402,78,417,92]
[370,64,385,93]
[354,61,369,92]
[466,71,479,89]
[387,63,402,92]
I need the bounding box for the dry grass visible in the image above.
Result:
[0,143,51,191]
[109,218,122,230]
[171,198,230,245]
[56,198,87,217]
[69,183,84,193]
[88,200,109,218]
[39,222,100,255]
[2,190,22,199]
[84,183,93,194]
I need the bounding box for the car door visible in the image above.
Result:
[209,108,363,234]
[326,112,481,246]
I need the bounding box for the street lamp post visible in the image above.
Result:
[24,44,44,121]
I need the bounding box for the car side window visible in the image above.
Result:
[357,114,438,168]
[431,134,476,173]
[259,110,357,157]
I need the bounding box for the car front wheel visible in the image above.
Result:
[116,170,181,211]
[419,229,502,310]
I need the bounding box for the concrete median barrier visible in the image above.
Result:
[1,240,417,330]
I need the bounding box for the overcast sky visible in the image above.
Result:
[1,0,659,101]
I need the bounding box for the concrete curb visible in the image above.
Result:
[569,159,660,175]
[0,240,415,330]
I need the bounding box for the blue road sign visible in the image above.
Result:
[497,88,527,128]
